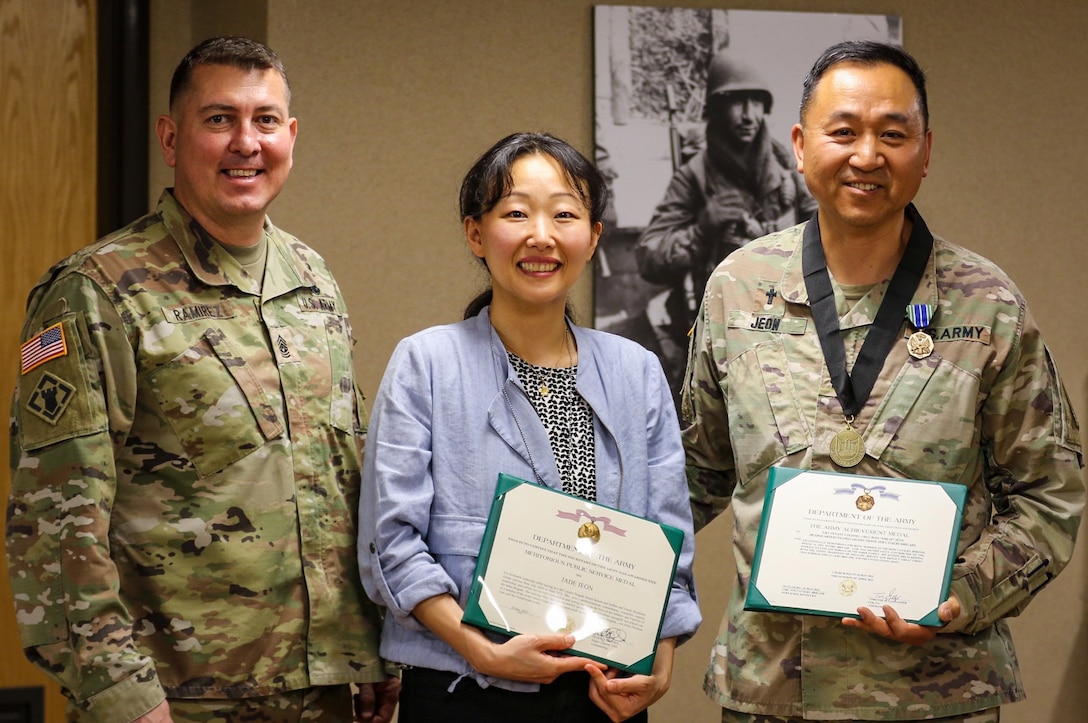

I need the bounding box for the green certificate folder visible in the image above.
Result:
[462,473,683,675]
[745,467,966,626]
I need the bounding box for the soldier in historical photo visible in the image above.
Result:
[635,49,816,401]
[5,37,398,722]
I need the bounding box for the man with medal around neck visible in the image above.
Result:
[681,40,1084,723]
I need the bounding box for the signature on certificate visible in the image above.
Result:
[869,588,907,605]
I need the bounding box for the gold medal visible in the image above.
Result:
[907,330,933,359]
[577,521,601,544]
[830,424,865,467]
[856,492,875,511]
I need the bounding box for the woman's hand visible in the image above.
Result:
[412,594,603,684]
[585,638,676,722]
[469,631,603,684]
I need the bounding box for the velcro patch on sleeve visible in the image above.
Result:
[20,322,67,374]
[25,372,77,425]
[17,316,108,450]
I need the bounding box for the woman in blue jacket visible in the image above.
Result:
[359,132,701,722]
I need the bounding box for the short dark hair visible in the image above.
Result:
[169,36,290,110]
[459,132,608,224]
[460,132,607,319]
[799,41,928,130]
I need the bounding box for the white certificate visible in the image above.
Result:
[745,468,966,626]
[462,474,682,675]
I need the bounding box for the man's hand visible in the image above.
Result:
[133,700,172,722]
[842,596,961,646]
[355,677,401,723]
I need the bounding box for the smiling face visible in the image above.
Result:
[156,64,297,246]
[791,61,931,239]
[465,153,602,317]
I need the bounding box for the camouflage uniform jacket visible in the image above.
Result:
[682,209,1084,720]
[7,192,386,722]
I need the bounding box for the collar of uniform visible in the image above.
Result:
[777,220,811,306]
[777,208,940,317]
[157,189,317,300]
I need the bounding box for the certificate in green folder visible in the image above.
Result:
[462,473,683,675]
[745,467,966,626]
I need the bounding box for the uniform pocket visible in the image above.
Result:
[724,337,811,484]
[869,353,983,482]
[146,328,283,478]
[325,314,356,434]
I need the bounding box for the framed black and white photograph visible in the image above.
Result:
[593,7,902,409]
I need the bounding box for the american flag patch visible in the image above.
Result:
[21,322,67,374]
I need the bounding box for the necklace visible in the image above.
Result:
[496,326,573,397]
[487,319,623,506]
[538,329,573,397]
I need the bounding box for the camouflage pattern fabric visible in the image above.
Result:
[682,215,1084,720]
[165,684,352,723]
[719,708,999,723]
[6,192,387,722]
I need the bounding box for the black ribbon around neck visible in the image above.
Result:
[801,204,933,418]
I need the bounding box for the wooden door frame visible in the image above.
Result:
[97,0,150,236]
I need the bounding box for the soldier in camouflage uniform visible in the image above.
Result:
[682,41,1084,722]
[637,50,817,401]
[6,37,398,722]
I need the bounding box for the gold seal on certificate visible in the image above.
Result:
[830,425,865,468]
[462,474,683,675]
[907,330,934,359]
[745,468,966,626]
[578,521,601,544]
[855,490,875,510]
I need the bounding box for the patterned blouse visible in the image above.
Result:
[508,353,596,501]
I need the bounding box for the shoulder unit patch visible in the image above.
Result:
[26,372,77,425]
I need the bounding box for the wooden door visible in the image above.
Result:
[0,1,97,720]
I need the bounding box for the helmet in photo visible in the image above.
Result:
[705,49,773,114]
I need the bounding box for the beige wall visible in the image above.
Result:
[2,1,1080,722]
[257,3,1088,722]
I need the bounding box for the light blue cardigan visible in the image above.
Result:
[358,308,701,690]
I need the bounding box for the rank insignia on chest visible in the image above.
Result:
[275,333,301,364]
